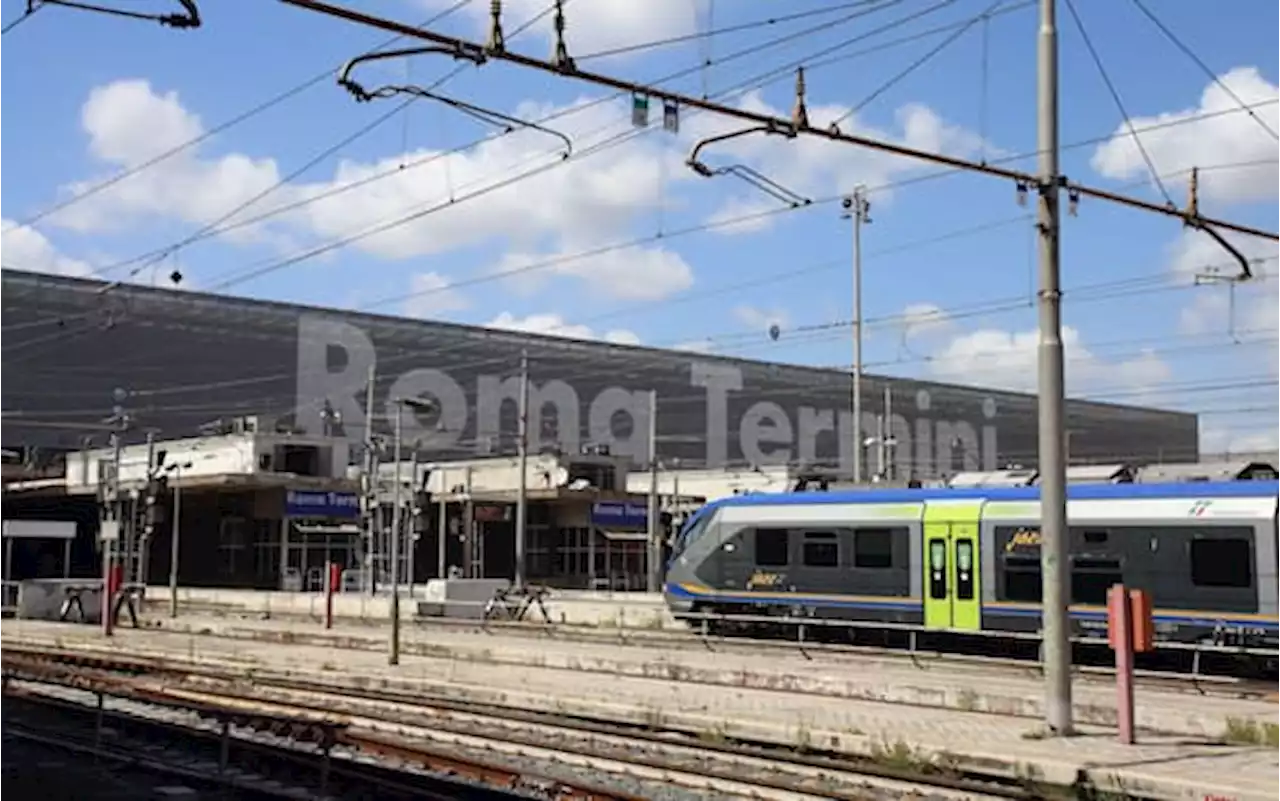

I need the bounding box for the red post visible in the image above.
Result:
[324,562,340,629]
[1107,584,1135,744]
[103,563,123,636]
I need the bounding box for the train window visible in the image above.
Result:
[853,528,894,568]
[1071,556,1122,605]
[1082,530,1108,544]
[955,540,975,600]
[802,531,839,568]
[928,539,947,599]
[1002,554,1041,602]
[1190,538,1252,588]
[755,528,790,567]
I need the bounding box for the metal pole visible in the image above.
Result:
[168,473,182,618]
[389,403,403,666]
[407,450,419,597]
[1036,0,1073,736]
[103,431,122,637]
[884,385,894,482]
[846,186,868,484]
[363,363,377,596]
[514,351,529,589]
[437,489,447,579]
[646,389,660,593]
[139,431,155,586]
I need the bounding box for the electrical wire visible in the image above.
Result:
[1129,0,1278,141]
[26,0,987,283]
[194,0,945,292]
[828,0,1005,128]
[1,0,45,34]
[1063,0,1174,207]
[1,0,478,234]
[575,0,900,62]
[5,7,1274,424]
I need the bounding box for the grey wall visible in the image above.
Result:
[2,269,1199,476]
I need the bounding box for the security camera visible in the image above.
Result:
[841,196,853,210]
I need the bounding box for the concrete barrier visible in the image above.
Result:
[17,578,105,624]
[144,586,680,629]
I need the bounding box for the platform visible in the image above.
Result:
[142,586,678,629]
[3,619,1276,801]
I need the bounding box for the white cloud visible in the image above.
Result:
[403,271,469,318]
[492,242,693,301]
[899,302,952,340]
[924,323,1171,397]
[43,80,695,300]
[672,338,716,353]
[425,0,697,57]
[1200,426,1279,459]
[50,80,284,237]
[485,311,640,345]
[1091,67,1279,205]
[0,219,92,276]
[732,304,788,332]
[691,94,989,234]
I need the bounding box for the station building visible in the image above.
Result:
[1,269,1201,592]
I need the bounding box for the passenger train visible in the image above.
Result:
[663,481,1279,663]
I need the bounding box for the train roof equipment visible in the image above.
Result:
[946,468,1038,488]
[694,478,1279,513]
[1135,460,1278,484]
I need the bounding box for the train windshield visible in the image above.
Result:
[673,511,712,555]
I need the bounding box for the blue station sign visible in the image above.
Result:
[590,501,648,530]
[285,490,360,520]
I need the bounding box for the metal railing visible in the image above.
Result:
[2,580,18,614]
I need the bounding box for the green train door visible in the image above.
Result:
[922,502,983,631]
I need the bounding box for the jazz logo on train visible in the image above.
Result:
[746,570,785,590]
[1003,527,1042,553]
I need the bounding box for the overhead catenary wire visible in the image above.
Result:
[201,1,945,290]
[1128,0,1278,141]
[40,0,1025,285]
[1062,0,1173,207]
[576,0,901,62]
[1,0,478,235]
[828,0,1005,128]
[280,0,1276,241]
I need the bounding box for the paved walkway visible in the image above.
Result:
[4,620,1276,801]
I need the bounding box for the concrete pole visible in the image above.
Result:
[1036,0,1073,735]
[102,430,122,637]
[846,186,869,483]
[646,389,660,593]
[884,385,894,482]
[363,363,377,596]
[514,351,529,589]
[437,479,448,580]
[168,471,182,618]
[388,403,403,666]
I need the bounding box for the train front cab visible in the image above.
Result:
[921,500,983,633]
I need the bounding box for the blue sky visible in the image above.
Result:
[2,0,1277,454]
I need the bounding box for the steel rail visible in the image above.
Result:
[107,611,1280,696]
[0,647,1109,801]
[3,667,646,801]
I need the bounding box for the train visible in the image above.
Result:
[662,480,1279,659]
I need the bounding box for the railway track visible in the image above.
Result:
[3,645,1076,801]
[139,612,1278,703]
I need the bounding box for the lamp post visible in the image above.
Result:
[165,459,193,618]
[388,395,437,666]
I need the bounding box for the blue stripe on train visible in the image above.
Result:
[664,584,1279,632]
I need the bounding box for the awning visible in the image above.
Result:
[292,523,362,536]
[599,529,648,543]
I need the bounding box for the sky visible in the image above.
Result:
[2,0,1277,458]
